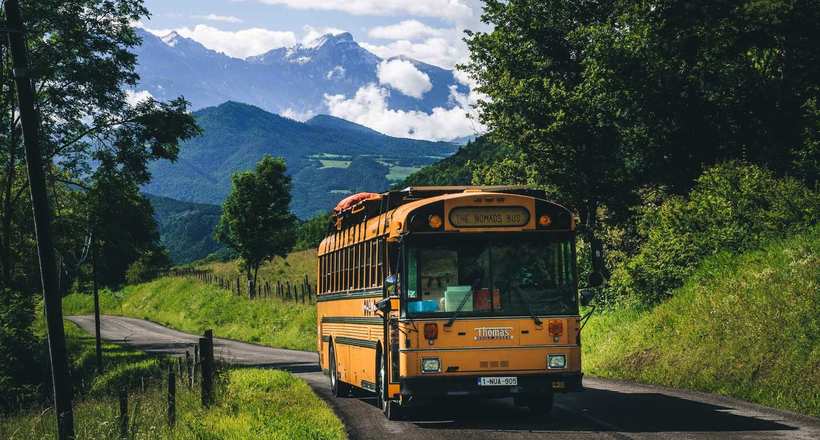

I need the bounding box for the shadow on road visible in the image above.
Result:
[394,389,797,433]
[240,362,322,374]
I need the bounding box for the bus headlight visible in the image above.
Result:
[422,358,441,373]
[547,354,566,369]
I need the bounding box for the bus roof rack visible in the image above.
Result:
[396,186,547,199]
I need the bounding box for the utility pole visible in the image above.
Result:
[3,1,75,438]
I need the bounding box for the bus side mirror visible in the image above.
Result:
[580,289,597,307]
[385,274,397,287]
[376,297,392,313]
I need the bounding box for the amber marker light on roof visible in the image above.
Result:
[428,214,443,229]
[539,214,552,227]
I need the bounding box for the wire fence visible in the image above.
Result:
[169,268,315,304]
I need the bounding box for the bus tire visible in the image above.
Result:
[329,341,350,397]
[375,346,386,408]
[376,346,402,420]
[526,392,554,416]
[384,400,403,421]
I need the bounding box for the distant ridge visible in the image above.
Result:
[143,102,457,218]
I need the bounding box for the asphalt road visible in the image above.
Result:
[67,315,820,440]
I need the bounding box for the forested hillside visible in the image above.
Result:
[144,194,225,264]
[143,101,456,218]
[398,136,508,187]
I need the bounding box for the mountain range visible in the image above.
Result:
[133,28,467,117]
[143,101,457,219]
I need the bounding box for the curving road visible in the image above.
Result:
[67,315,820,440]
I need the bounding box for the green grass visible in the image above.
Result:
[5,302,340,438]
[1,369,345,440]
[64,322,163,397]
[63,277,317,351]
[201,249,318,288]
[386,165,422,182]
[319,159,351,169]
[182,369,346,440]
[582,226,820,417]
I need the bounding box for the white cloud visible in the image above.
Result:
[146,25,297,58]
[280,108,316,121]
[125,90,153,106]
[377,59,432,99]
[368,20,443,40]
[361,36,466,70]
[192,14,244,24]
[255,0,473,22]
[301,25,346,45]
[324,84,485,141]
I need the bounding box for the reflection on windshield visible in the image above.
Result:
[405,237,576,316]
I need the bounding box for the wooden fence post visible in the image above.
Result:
[167,363,176,428]
[200,330,215,407]
[119,388,128,440]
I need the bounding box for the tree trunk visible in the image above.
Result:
[1,82,17,286]
[586,202,607,279]
[250,264,260,299]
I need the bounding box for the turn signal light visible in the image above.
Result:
[428,214,443,229]
[548,320,563,336]
[538,214,552,227]
[424,323,438,340]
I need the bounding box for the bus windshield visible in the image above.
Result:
[404,235,577,317]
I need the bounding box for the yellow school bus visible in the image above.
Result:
[316,186,582,419]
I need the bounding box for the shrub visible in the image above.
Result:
[611,162,819,305]
[0,290,42,411]
[125,247,172,285]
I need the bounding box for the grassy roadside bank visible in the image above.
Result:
[2,318,343,439]
[63,276,317,351]
[582,227,820,417]
[2,362,345,439]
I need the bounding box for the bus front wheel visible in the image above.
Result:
[329,342,350,397]
[376,347,402,420]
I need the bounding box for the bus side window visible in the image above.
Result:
[377,240,385,285]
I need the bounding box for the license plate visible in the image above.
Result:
[478,376,518,386]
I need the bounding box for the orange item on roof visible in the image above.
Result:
[334,192,381,213]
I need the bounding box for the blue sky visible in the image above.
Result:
[140,0,488,69]
[137,0,489,141]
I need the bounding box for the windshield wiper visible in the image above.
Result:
[444,291,472,328]
[514,288,543,326]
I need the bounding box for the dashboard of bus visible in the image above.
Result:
[402,233,578,318]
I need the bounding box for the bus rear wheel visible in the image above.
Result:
[329,342,350,397]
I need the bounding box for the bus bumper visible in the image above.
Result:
[399,372,582,399]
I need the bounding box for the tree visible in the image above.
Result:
[463,0,820,229]
[294,212,332,251]
[215,156,296,297]
[86,165,167,287]
[0,0,199,293]
[463,0,637,231]
[0,0,198,413]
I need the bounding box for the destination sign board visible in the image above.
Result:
[449,206,530,228]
